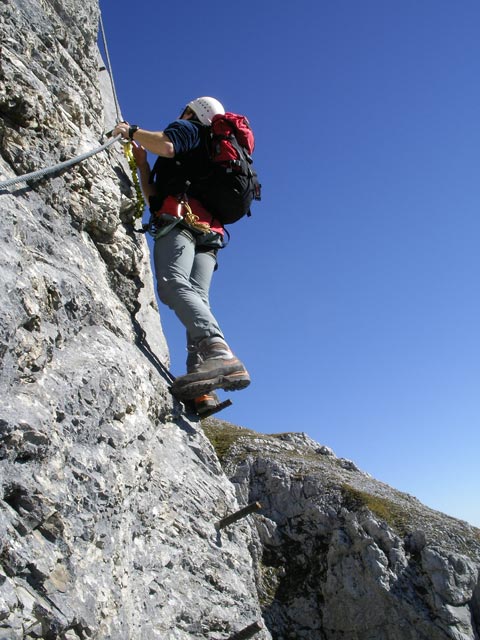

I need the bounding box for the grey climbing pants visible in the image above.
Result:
[153,225,225,346]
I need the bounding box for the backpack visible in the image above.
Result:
[197,112,261,225]
[148,113,261,226]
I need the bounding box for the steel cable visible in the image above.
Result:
[0,135,122,191]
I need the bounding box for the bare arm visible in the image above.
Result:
[113,122,175,158]
[131,129,174,157]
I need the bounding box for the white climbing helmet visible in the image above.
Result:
[187,96,225,125]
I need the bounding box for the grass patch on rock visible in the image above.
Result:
[341,484,412,536]
[201,418,257,463]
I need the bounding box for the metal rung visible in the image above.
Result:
[199,399,233,419]
[215,502,262,530]
[227,620,264,639]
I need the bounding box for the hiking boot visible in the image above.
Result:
[194,391,220,416]
[186,343,201,373]
[187,345,223,414]
[171,337,250,400]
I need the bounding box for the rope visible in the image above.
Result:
[0,135,122,190]
[98,11,122,122]
[180,199,212,233]
[99,12,146,218]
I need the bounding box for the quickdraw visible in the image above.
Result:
[122,141,146,219]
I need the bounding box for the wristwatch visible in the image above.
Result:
[128,124,139,140]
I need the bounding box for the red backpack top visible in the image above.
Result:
[210,112,255,164]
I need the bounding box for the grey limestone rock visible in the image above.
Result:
[0,1,269,638]
[1,1,479,639]
[204,422,480,640]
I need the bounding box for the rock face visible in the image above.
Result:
[0,1,269,638]
[202,421,480,640]
[1,2,479,640]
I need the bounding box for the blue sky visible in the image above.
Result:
[98,1,480,528]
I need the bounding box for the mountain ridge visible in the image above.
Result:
[201,418,480,639]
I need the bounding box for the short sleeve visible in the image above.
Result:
[163,119,202,155]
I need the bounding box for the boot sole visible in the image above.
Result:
[172,371,250,401]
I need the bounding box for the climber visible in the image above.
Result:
[113,97,250,413]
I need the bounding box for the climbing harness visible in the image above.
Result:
[143,194,213,239]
